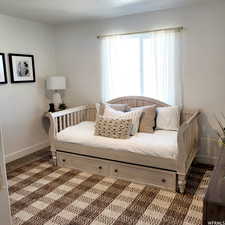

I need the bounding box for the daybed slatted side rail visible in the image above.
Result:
[48,104,96,165]
[86,104,97,121]
[49,106,87,135]
[49,105,97,135]
[177,110,200,192]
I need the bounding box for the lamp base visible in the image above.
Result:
[48,103,55,112]
[52,91,62,109]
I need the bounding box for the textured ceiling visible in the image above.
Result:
[0,0,210,24]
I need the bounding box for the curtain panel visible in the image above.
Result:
[101,29,182,106]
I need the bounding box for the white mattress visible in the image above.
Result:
[56,121,178,159]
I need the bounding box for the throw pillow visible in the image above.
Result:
[103,105,142,135]
[130,105,156,133]
[96,103,129,116]
[95,117,132,139]
[156,106,180,131]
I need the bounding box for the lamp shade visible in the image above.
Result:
[46,76,66,90]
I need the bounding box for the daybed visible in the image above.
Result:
[48,96,200,193]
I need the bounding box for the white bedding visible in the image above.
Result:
[56,121,178,159]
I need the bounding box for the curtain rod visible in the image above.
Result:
[97,26,183,39]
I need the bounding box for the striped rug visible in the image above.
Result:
[7,158,212,225]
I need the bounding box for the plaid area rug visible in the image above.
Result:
[7,158,212,225]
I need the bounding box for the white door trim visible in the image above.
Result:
[0,128,12,225]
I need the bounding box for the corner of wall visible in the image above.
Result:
[5,140,49,163]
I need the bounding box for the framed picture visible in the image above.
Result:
[9,54,35,83]
[0,53,7,84]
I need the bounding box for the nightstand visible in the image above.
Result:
[203,144,225,224]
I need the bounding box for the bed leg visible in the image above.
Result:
[178,174,186,194]
[51,146,57,166]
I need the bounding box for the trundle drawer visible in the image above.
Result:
[57,152,110,176]
[111,162,176,191]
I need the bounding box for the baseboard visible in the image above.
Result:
[5,140,50,163]
[196,154,218,166]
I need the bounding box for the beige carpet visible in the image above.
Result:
[7,158,212,225]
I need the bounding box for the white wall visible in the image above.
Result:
[0,15,56,162]
[54,0,225,164]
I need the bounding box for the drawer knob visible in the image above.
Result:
[114,169,118,173]
[98,166,102,170]
[62,159,66,162]
[161,178,166,183]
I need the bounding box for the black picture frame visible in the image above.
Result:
[0,53,7,84]
[9,53,36,83]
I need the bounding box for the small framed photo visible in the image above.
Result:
[0,53,7,84]
[9,54,35,83]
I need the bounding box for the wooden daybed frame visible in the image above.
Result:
[48,96,200,193]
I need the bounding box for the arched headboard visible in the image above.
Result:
[107,96,194,124]
[107,96,169,108]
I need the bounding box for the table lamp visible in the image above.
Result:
[46,76,66,109]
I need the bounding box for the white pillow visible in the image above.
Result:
[156,106,180,131]
[103,105,142,135]
[96,103,128,116]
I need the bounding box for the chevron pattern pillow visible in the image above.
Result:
[95,116,132,139]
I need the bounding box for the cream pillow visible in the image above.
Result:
[130,105,156,133]
[156,106,180,131]
[103,105,142,135]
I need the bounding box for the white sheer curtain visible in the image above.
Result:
[101,30,182,106]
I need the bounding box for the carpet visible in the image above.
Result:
[7,158,212,225]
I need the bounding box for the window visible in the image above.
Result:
[101,29,182,106]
